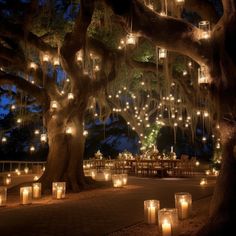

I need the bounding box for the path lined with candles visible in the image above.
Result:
[0,176,216,236]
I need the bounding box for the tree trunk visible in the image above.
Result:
[195,121,236,236]
[40,109,89,192]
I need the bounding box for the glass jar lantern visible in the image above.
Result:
[198,21,211,39]
[159,48,167,59]
[0,187,7,207]
[158,208,179,236]
[121,173,128,186]
[112,174,123,188]
[144,200,160,224]
[175,192,192,220]
[198,65,209,84]
[90,169,97,180]
[175,0,185,5]
[20,186,32,205]
[32,183,42,199]
[126,33,137,45]
[52,182,66,199]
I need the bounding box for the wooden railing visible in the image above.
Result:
[0,161,46,173]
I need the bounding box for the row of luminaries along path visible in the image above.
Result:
[0,167,208,236]
[0,149,214,236]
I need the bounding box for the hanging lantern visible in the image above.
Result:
[40,133,47,143]
[126,33,137,45]
[198,65,210,84]
[158,48,167,59]
[50,100,58,110]
[175,0,185,5]
[1,137,7,143]
[53,57,60,66]
[65,126,73,134]
[29,62,37,70]
[76,50,83,62]
[42,53,50,62]
[198,21,211,39]
[68,93,74,100]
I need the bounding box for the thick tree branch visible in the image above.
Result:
[0,71,49,106]
[106,0,212,67]
[184,0,220,24]
[60,0,95,79]
[0,21,57,54]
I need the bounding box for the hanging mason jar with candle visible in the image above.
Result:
[174,192,192,220]
[198,21,211,39]
[158,48,167,60]
[126,33,137,45]
[198,65,210,84]
[144,200,160,224]
[175,0,185,5]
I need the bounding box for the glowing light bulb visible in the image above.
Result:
[34,129,40,135]
[30,146,35,152]
[11,104,16,110]
[1,137,7,143]
[17,118,22,124]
